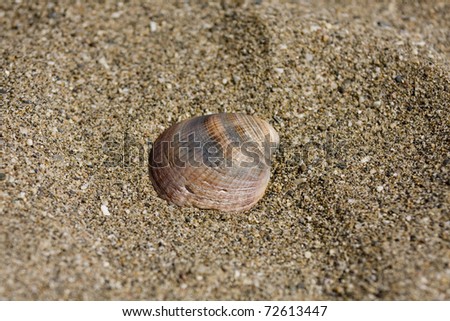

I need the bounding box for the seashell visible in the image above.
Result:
[149,113,279,212]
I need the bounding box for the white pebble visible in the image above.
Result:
[413,41,426,47]
[101,204,111,216]
[111,11,122,19]
[376,185,384,192]
[20,127,29,135]
[119,87,129,94]
[304,251,312,259]
[274,67,284,74]
[360,156,371,163]
[26,139,33,146]
[150,21,157,32]
[98,57,110,70]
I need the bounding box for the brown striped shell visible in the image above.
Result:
[149,113,279,212]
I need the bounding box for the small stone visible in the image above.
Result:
[119,87,129,94]
[150,21,157,32]
[394,75,403,83]
[376,185,384,192]
[98,57,110,70]
[336,162,346,169]
[81,183,89,190]
[26,139,33,146]
[274,67,284,74]
[0,173,6,180]
[304,251,312,259]
[101,204,111,216]
[107,234,117,242]
[19,127,28,135]
[273,115,283,125]
[111,11,122,19]
[377,20,391,28]
[361,156,371,163]
[373,100,382,108]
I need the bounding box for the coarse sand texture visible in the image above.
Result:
[1,1,449,300]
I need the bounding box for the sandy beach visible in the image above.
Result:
[1,0,449,300]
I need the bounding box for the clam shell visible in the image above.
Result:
[149,113,279,212]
